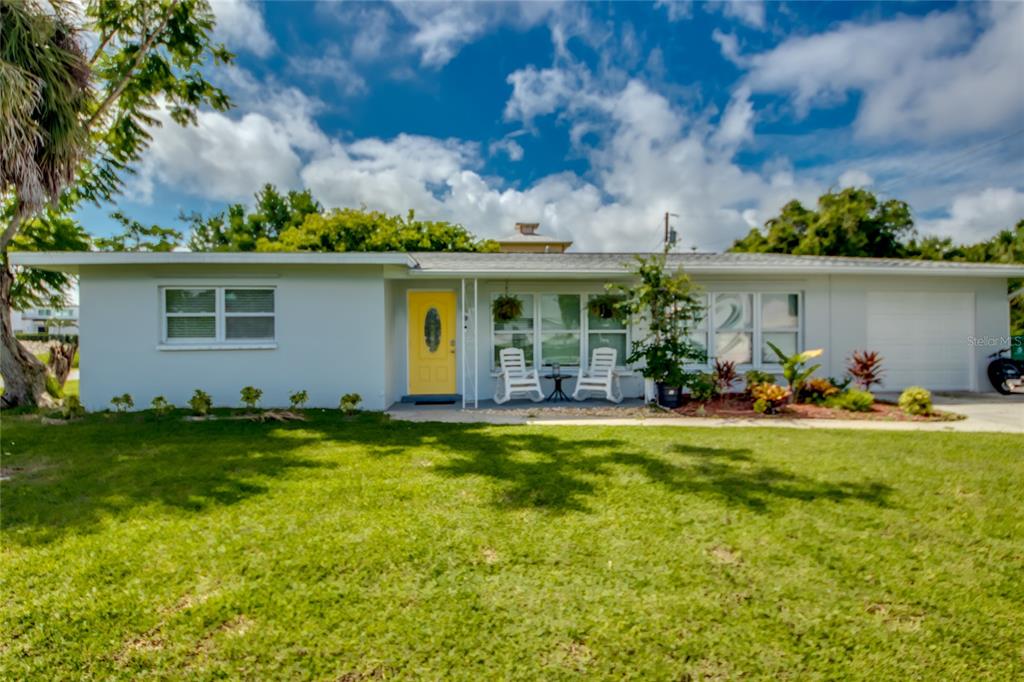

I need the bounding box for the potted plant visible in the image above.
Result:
[492,293,523,322]
[587,293,623,321]
[612,255,706,408]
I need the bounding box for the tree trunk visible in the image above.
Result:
[48,340,78,388]
[1,262,54,408]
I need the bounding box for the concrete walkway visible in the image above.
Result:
[388,393,1024,434]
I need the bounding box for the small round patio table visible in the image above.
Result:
[544,373,573,401]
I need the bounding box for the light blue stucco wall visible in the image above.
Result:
[79,264,389,411]
[77,265,1014,412]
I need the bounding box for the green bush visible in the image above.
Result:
[339,393,362,415]
[687,372,717,403]
[289,390,309,410]
[743,369,775,388]
[898,386,933,416]
[110,393,134,412]
[62,395,85,419]
[189,390,212,416]
[827,389,874,412]
[16,332,78,343]
[240,386,263,410]
[752,398,768,414]
[150,396,173,415]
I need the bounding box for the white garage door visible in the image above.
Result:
[866,292,975,391]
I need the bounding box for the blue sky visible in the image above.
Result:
[78,0,1024,251]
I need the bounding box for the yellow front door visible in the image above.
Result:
[408,291,457,395]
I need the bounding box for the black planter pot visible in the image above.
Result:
[656,382,682,408]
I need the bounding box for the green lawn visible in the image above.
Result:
[1,413,1022,679]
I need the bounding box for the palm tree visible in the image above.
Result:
[1,0,92,406]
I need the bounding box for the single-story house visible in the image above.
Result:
[12,250,1024,410]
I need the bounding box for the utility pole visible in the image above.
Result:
[663,211,679,253]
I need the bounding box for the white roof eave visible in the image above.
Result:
[8,251,418,274]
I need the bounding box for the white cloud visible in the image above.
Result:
[489,138,525,162]
[713,0,766,30]
[736,4,1024,141]
[919,187,1024,242]
[128,62,826,251]
[711,29,743,66]
[504,66,581,126]
[210,0,275,57]
[712,87,755,148]
[288,49,367,96]
[656,1,694,23]
[838,169,873,188]
[392,2,557,68]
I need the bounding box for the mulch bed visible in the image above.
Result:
[673,394,962,422]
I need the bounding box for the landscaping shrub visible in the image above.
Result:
[898,386,933,416]
[849,350,884,390]
[150,396,173,415]
[240,386,263,410]
[766,342,823,399]
[61,395,85,419]
[749,382,789,414]
[289,390,309,410]
[743,369,775,390]
[688,372,717,403]
[339,393,362,415]
[15,332,78,343]
[110,393,134,412]
[798,377,840,404]
[828,389,875,412]
[712,359,738,393]
[189,390,212,416]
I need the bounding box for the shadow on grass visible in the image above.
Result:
[429,433,892,514]
[1,411,892,544]
[1,411,330,546]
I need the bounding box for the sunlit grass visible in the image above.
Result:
[1,412,1021,679]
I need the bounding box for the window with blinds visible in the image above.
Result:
[162,287,275,344]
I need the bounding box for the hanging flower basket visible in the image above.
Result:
[587,294,624,321]
[492,294,523,322]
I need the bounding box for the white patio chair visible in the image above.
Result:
[572,347,623,403]
[494,348,544,404]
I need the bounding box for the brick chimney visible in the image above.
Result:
[515,222,539,236]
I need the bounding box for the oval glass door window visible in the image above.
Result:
[424,307,442,353]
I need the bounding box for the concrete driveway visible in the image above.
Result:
[927,392,1024,433]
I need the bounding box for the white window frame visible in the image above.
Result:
[160,286,276,347]
[686,291,802,370]
[490,291,632,371]
[585,293,629,369]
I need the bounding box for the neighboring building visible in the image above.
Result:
[495,222,573,253]
[11,305,80,336]
[12,250,1024,411]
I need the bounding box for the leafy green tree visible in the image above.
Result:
[257,207,498,253]
[185,185,321,251]
[731,188,914,258]
[4,207,90,311]
[612,255,706,390]
[1,0,233,407]
[94,211,182,251]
